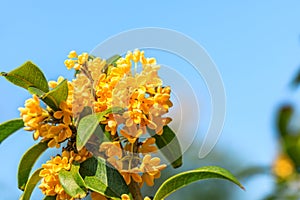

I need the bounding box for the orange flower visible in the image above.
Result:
[41,124,72,148]
[19,95,48,132]
[272,154,295,179]
[140,155,166,186]
[99,141,123,159]
[39,152,75,199]
[53,101,73,125]
[120,125,144,143]
[121,167,143,185]
[139,138,157,154]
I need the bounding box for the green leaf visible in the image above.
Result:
[18,141,48,190]
[149,126,182,168]
[20,168,42,200]
[107,55,121,65]
[0,118,24,143]
[76,107,123,151]
[41,79,68,111]
[102,55,121,74]
[277,105,293,138]
[284,136,300,168]
[28,86,45,97]
[153,166,244,200]
[80,157,129,199]
[58,164,87,198]
[1,61,49,92]
[43,196,56,200]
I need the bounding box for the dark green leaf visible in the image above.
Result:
[20,168,42,200]
[43,196,56,200]
[41,79,68,111]
[284,136,300,168]
[149,126,182,168]
[277,105,293,138]
[76,107,123,151]
[58,165,87,198]
[1,61,49,92]
[153,166,244,200]
[18,141,48,190]
[0,118,24,143]
[80,157,129,198]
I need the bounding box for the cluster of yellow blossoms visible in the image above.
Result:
[272,154,295,179]
[69,49,171,189]
[39,148,92,200]
[19,95,73,148]
[19,49,172,199]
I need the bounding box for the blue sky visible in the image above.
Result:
[1,1,300,199]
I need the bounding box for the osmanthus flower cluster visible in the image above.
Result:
[67,50,171,189]
[0,48,243,200]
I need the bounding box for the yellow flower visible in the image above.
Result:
[19,95,48,134]
[53,101,73,125]
[64,59,76,70]
[148,104,172,135]
[78,52,89,65]
[39,152,76,199]
[87,57,106,85]
[121,194,151,200]
[69,147,93,163]
[101,113,124,136]
[121,167,143,185]
[72,73,94,117]
[48,76,65,89]
[272,154,295,179]
[99,141,123,159]
[42,124,73,148]
[68,50,78,58]
[64,51,89,71]
[120,125,144,143]
[121,194,131,200]
[139,138,157,154]
[140,155,166,187]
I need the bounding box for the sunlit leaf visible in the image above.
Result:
[102,55,121,74]
[58,165,87,198]
[27,86,45,97]
[1,61,49,92]
[76,107,123,151]
[153,166,244,200]
[80,157,129,199]
[20,168,42,200]
[107,55,121,66]
[0,118,24,144]
[41,79,68,111]
[18,142,48,190]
